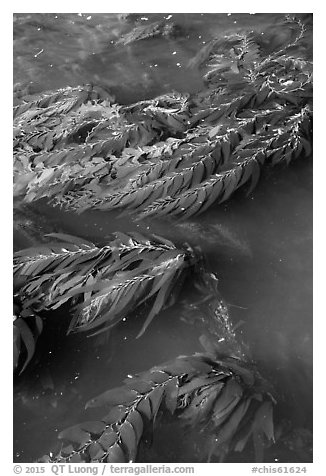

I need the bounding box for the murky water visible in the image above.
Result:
[13,13,313,463]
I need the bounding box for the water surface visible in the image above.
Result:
[13,13,313,463]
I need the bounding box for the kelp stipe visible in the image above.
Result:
[13,14,312,463]
[39,274,275,463]
[13,16,312,219]
[14,232,193,351]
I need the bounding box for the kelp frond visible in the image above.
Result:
[13,16,312,219]
[14,232,192,336]
[39,333,274,463]
[13,14,312,462]
[13,83,114,121]
[37,271,275,463]
[115,19,182,46]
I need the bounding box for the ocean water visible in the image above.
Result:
[13,13,313,463]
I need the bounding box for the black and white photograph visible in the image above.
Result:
[12,7,314,469]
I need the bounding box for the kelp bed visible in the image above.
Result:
[13,13,313,463]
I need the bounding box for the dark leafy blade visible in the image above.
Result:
[97,430,118,451]
[106,443,127,462]
[14,318,36,373]
[58,425,91,448]
[246,158,261,195]
[180,355,214,373]
[148,385,165,421]
[88,441,106,460]
[136,269,175,338]
[102,406,128,424]
[124,378,153,394]
[219,171,237,203]
[158,357,201,376]
[136,396,152,420]
[163,377,179,414]
[69,453,84,462]
[219,358,255,386]
[214,398,251,446]
[253,401,275,441]
[178,375,225,396]
[212,378,243,424]
[13,324,21,371]
[119,420,138,462]
[180,385,221,424]
[197,179,224,215]
[61,444,75,457]
[79,421,106,435]
[45,233,95,248]
[141,370,170,384]
[126,410,144,443]
[85,387,138,409]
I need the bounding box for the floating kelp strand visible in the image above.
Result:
[14,232,191,338]
[40,331,275,463]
